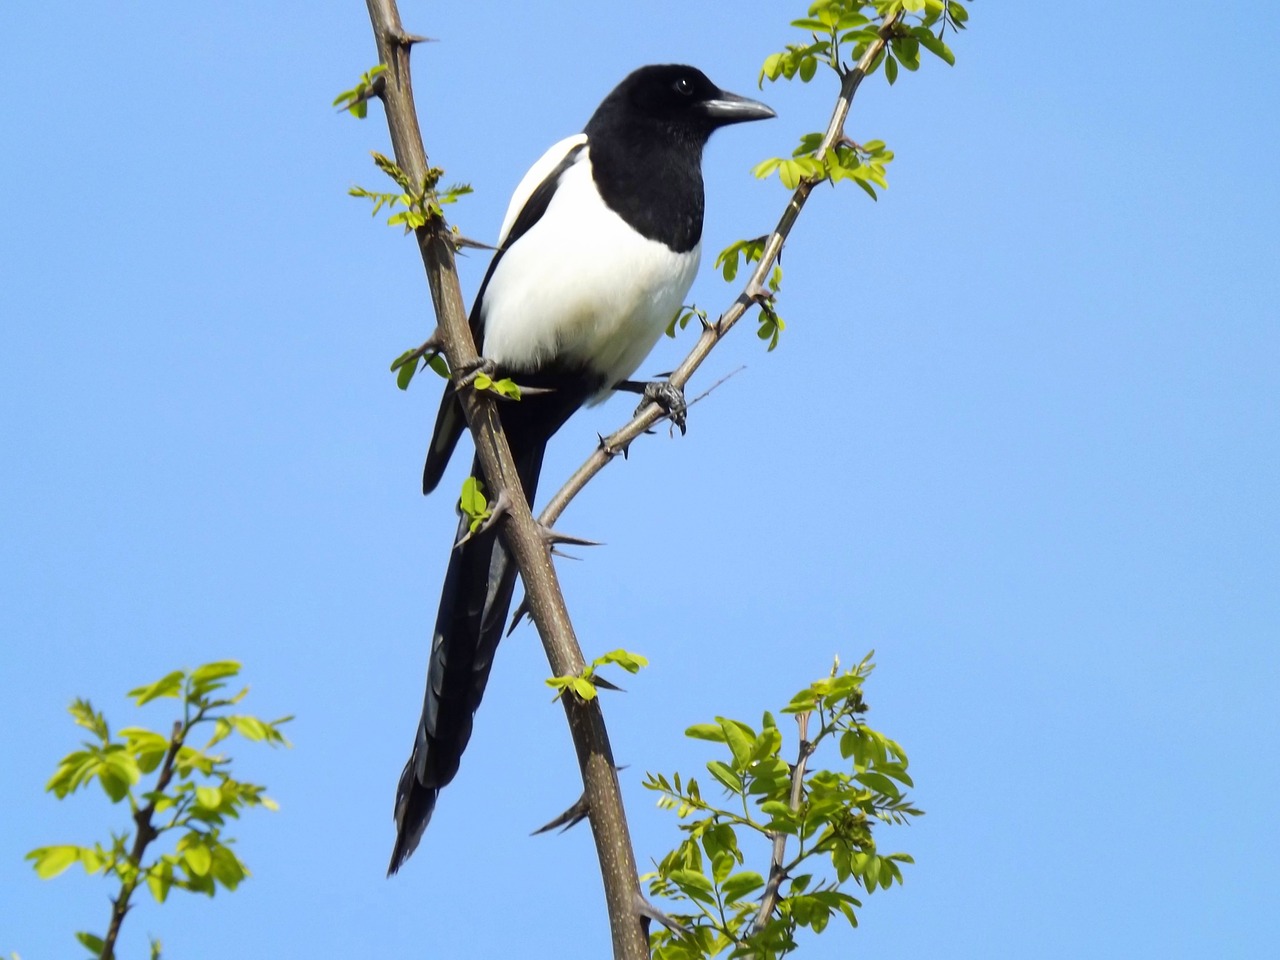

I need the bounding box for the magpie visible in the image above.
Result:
[389,64,775,874]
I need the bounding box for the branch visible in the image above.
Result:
[361,4,648,958]
[538,13,903,531]
[100,721,183,960]
[753,712,814,933]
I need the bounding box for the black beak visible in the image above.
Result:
[701,89,777,125]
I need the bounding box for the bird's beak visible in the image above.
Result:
[701,90,777,125]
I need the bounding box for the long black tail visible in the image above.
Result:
[388,442,546,874]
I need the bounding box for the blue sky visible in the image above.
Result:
[3,2,1277,957]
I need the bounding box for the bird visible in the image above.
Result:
[389,64,775,874]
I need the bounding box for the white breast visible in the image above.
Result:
[480,144,701,400]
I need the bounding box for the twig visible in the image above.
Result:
[101,721,184,960]
[753,712,814,933]
[361,4,648,958]
[537,13,903,532]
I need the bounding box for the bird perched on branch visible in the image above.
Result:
[390,64,774,874]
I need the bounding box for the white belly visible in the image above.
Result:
[479,150,701,399]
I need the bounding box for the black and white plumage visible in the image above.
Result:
[389,64,775,874]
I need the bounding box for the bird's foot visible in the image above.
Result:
[616,379,688,435]
[454,357,500,390]
[744,277,776,307]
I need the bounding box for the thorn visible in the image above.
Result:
[506,597,530,636]
[392,30,436,47]
[451,233,498,252]
[592,675,624,693]
[531,792,589,835]
[635,893,691,937]
[510,383,557,397]
[538,525,604,549]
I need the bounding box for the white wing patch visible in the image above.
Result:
[482,146,701,401]
[497,134,589,247]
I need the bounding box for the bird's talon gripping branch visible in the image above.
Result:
[616,379,688,435]
[454,357,499,390]
[744,278,776,306]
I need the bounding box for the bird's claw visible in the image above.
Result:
[455,357,500,390]
[615,379,688,435]
[744,278,776,306]
[641,380,687,435]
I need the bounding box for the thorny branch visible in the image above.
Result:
[361,3,648,959]
[362,5,903,957]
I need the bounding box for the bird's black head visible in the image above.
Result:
[586,64,776,146]
[582,65,774,253]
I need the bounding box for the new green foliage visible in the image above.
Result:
[643,656,922,959]
[27,662,290,959]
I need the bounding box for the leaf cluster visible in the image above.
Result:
[458,476,492,534]
[27,662,291,957]
[760,0,967,92]
[642,656,921,959]
[331,64,387,119]
[547,648,649,703]
[349,151,472,233]
[713,240,786,351]
[710,1,968,357]
[390,342,451,391]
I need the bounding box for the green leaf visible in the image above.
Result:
[195,785,223,809]
[916,29,956,66]
[721,870,765,902]
[668,868,715,903]
[396,355,419,390]
[27,845,81,879]
[685,723,727,742]
[128,670,184,705]
[75,932,106,955]
[885,54,899,85]
[706,760,742,794]
[184,843,212,877]
[595,649,648,673]
[570,677,597,701]
[718,719,754,770]
[191,661,241,687]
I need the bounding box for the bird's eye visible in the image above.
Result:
[673,77,694,96]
